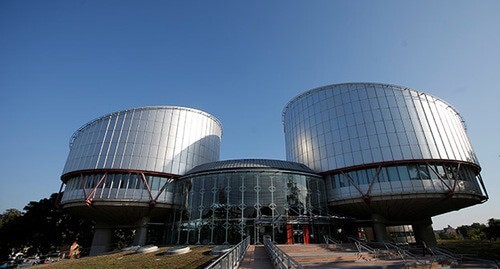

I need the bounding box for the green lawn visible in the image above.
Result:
[437,240,500,260]
[38,246,216,269]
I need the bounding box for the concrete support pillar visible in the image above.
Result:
[90,225,113,256]
[133,217,150,246]
[412,218,437,247]
[372,213,390,242]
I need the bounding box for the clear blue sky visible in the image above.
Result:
[1,0,498,229]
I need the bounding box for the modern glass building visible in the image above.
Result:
[58,83,488,254]
[175,159,328,245]
[59,106,223,254]
[282,83,488,243]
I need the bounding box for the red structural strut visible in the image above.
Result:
[85,173,107,206]
[336,161,484,203]
[65,171,175,208]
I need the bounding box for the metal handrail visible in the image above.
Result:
[383,241,424,264]
[432,246,499,269]
[432,246,460,262]
[205,236,251,269]
[347,237,378,255]
[323,235,342,246]
[263,238,303,269]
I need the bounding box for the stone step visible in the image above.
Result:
[275,244,445,269]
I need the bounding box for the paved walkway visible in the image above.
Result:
[238,245,273,269]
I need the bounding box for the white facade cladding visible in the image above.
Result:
[282,83,487,221]
[63,106,222,176]
[59,106,222,229]
[283,83,479,173]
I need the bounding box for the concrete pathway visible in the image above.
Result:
[238,245,273,269]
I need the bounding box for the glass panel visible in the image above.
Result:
[418,165,430,179]
[398,166,410,181]
[386,166,399,182]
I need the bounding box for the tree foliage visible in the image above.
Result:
[0,193,94,261]
[485,218,500,241]
[457,223,487,240]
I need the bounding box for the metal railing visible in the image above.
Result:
[323,235,342,246]
[383,241,424,265]
[432,246,499,269]
[431,246,460,262]
[205,236,250,269]
[263,237,303,269]
[347,237,378,255]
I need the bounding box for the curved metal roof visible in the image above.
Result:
[185,159,318,175]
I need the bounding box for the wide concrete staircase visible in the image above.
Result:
[277,244,441,269]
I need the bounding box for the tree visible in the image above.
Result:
[485,218,499,241]
[0,209,25,260]
[456,223,487,240]
[0,209,22,230]
[0,193,94,260]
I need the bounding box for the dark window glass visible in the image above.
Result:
[398,166,411,181]
[458,166,470,182]
[357,170,367,185]
[386,166,399,182]
[436,165,446,179]
[378,167,388,182]
[429,166,439,180]
[366,168,377,184]
[445,165,455,179]
[102,175,110,188]
[466,167,478,182]
[339,173,347,187]
[418,165,430,179]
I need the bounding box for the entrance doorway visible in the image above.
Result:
[286,224,310,244]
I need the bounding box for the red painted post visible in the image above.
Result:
[303,225,310,244]
[286,224,293,244]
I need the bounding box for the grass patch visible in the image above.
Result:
[437,240,500,260]
[38,246,216,269]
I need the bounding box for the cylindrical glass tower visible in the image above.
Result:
[282,83,487,222]
[60,106,223,224]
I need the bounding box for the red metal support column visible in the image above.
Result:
[139,173,155,205]
[286,224,293,244]
[85,173,107,205]
[153,178,174,203]
[426,163,453,191]
[340,171,364,196]
[363,165,382,203]
[303,225,310,244]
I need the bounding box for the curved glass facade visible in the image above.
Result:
[175,160,327,245]
[283,83,479,172]
[282,83,487,221]
[61,172,182,206]
[62,106,222,176]
[325,162,483,203]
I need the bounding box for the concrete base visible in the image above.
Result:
[90,225,113,256]
[133,217,150,246]
[412,218,437,247]
[372,214,390,242]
